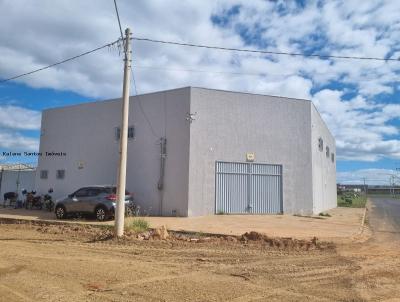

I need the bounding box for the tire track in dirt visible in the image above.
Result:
[0,284,34,302]
[0,222,369,301]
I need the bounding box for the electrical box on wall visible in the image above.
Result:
[77,161,84,169]
[246,152,255,162]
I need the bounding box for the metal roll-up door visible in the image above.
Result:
[215,161,282,214]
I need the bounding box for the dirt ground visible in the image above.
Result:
[0,206,365,240]
[0,220,399,302]
[1,198,399,301]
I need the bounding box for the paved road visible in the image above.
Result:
[368,197,400,243]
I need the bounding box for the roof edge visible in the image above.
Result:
[42,86,316,113]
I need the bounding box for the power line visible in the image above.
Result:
[2,36,396,85]
[113,0,124,40]
[131,64,395,82]
[132,37,400,62]
[112,0,128,61]
[2,33,395,86]
[111,0,159,138]
[0,40,119,83]
[133,64,285,77]
[130,68,159,138]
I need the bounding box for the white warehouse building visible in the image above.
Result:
[36,87,336,216]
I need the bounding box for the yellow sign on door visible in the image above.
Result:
[246,152,255,162]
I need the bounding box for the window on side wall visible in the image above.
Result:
[331,153,335,163]
[115,127,121,140]
[318,137,324,151]
[326,146,330,158]
[56,169,65,179]
[40,170,48,179]
[128,126,135,139]
[115,126,135,140]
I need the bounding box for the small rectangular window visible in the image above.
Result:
[115,126,135,140]
[128,126,135,139]
[56,169,65,179]
[331,153,335,163]
[40,170,48,179]
[326,146,330,158]
[318,137,324,151]
[115,127,121,140]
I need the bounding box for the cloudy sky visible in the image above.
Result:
[0,0,399,184]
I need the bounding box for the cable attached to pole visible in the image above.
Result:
[113,0,124,40]
[131,37,399,62]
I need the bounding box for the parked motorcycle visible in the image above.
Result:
[42,188,54,212]
[3,191,18,208]
[24,190,42,210]
[125,201,140,217]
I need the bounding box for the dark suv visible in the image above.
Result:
[54,186,136,221]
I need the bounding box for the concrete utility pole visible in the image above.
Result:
[0,168,3,197]
[115,28,131,237]
[390,175,395,197]
[16,166,21,196]
[363,177,367,199]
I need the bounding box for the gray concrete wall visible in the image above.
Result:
[310,104,337,213]
[126,88,191,216]
[36,100,121,200]
[187,88,314,216]
[36,88,191,216]
[0,170,36,201]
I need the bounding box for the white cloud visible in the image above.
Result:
[0,130,39,151]
[0,105,41,130]
[313,89,400,161]
[0,0,400,163]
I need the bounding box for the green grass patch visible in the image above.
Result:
[194,231,206,238]
[125,218,150,233]
[319,212,331,217]
[337,194,367,208]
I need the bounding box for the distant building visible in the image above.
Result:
[0,164,36,200]
[337,183,400,195]
[36,87,336,216]
[337,184,365,193]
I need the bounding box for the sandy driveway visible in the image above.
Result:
[141,207,364,240]
[0,206,364,241]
